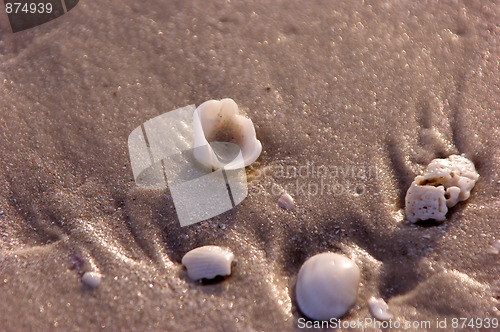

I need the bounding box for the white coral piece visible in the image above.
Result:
[405,154,479,223]
[405,183,448,222]
[416,154,479,203]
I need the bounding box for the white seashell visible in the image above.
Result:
[182,245,235,281]
[193,98,262,170]
[296,253,360,321]
[368,296,393,320]
[82,271,102,288]
[278,193,294,210]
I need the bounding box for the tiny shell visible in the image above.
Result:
[278,193,294,210]
[369,296,393,320]
[486,240,500,255]
[486,246,499,255]
[182,245,234,281]
[82,271,102,288]
[193,98,262,170]
[296,253,360,321]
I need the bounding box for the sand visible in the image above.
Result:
[0,0,499,331]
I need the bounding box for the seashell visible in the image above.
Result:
[182,245,235,281]
[278,193,294,210]
[82,271,102,288]
[193,98,262,170]
[368,296,393,320]
[296,252,360,321]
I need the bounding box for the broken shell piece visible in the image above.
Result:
[278,193,294,210]
[405,154,479,223]
[296,253,360,321]
[369,297,393,320]
[82,271,102,288]
[182,245,234,281]
[193,98,262,170]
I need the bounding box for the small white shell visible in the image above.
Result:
[278,193,294,210]
[182,245,234,281]
[193,98,262,170]
[82,272,102,288]
[368,296,393,320]
[296,253,360,321]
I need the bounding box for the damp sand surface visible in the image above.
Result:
[0,0,499,330]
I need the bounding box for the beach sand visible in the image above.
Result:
[0,0,499,330]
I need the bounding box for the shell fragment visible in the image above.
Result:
[182,245,235,281]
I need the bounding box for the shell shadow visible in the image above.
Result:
[156,199,240,265]
[177,266,230,297]
[385,136,415,210]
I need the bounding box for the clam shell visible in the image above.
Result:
[296,253,360,321]
[193,98,262,170]
[182,245,235,281]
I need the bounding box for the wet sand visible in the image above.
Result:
[0,0,499,330]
